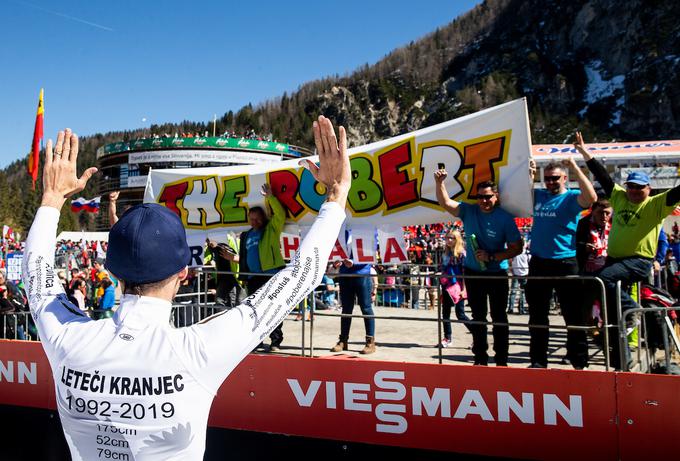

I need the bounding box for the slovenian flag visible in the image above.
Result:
[71,196,101,213]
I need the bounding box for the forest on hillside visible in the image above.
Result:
[2,0,678,234]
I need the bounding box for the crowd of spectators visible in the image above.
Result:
[0,268,33,339]
[145,129,276,142]
[3,205,677,369]
[3,237,153,324]
[4,130,680,370]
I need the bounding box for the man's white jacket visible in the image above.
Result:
[22,202,346,460]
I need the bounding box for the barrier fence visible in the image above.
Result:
[4,266,680,373]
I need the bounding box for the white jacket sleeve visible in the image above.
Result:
[22,207,89,352]
[188,201,346,391]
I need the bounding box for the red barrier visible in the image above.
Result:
[211,355,618,460]
[0,340,55,410]
[616,373,680,460]
[0,340,677,460]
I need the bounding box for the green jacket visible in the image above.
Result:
[239,195,286,275]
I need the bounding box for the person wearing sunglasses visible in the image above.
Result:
[435,172,523,367]
[525,156,597,369]
[575,131,680,369]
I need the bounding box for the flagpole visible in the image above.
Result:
[212,114,217,137]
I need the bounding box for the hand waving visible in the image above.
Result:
[529,158,537,180]
[573,131,593,161]
[260,183,272,197]
[300,115,351,208]
[41,129,98,209]
[560,156,578,170]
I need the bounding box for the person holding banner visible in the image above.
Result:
[525,157,596,369]
[435,173,523,366]
[238,183,287,351]
[22,117,350,461]
[575,131,680,369]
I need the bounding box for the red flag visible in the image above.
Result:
[27,88,44,189]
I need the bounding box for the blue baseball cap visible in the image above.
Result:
[105,203,191,284]
[625,171,650,186]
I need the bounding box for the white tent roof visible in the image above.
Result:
[56,231,109,242]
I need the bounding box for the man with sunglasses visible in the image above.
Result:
[525,157,597,369]
[435,173,523,366]
[575,131,680,369]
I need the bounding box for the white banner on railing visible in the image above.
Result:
[377,224,410,264]
[350,225,377,265]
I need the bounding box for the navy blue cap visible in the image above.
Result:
[625,171,650,186]
[105,203,191,284]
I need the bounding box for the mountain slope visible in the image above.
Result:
[2,0,678,233]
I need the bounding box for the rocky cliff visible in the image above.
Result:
[3,0,679,231]
[298,0,680,145]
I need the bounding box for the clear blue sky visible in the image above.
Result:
[0,0,480,167]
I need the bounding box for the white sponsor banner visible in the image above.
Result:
[328,233,350,262]
[201,223,400,269]
[129,149,282,165]
[350,225,377,265]
[377,225,409,264]
[56,231,109,242]
[144,100,532,258]
[280,225,301,261]
[126,175,149,188]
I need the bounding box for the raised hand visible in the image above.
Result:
[300,115,351,208]
[260,183,272,197]
[529,158,537,180]
[41,129,98,209]
[109,191,120,202]
[573,131,593,161]
[560,156,578,170]
[434,169,448,183]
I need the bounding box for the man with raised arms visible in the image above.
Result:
[435,173,523,366]
[525,157,596,370]
[22,116,351,460]
[574,131,680,369]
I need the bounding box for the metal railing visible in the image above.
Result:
[621,305,680,373]
[0,311,37,341]
[8,265,680,373]
[619,280,680,374]
[159,268,614,369]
